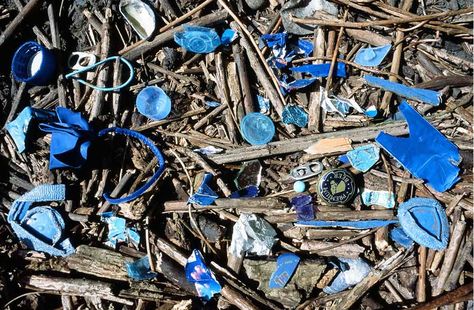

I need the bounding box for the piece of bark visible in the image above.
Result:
[300,240,364,258]
[233,44,254,115]
[0,0,43,47]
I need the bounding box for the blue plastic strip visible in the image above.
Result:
[297,219,398,229]
[290,63,347,78]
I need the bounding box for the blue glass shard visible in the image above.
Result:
[397,197,449,250]
[346,144,380,172]
[269,253,300,289]
[230,185,259,198]
[324,258,372,294]
[291,63,347,78]
[297,220,398,229]
[188,173,219,206]
[282,105,308,127]
[376,101,461,192]
[354,44,391,67]
[365,75,440,106]
[174,25,221,54]
[291,195,314,221]
[221,29,237,45]
[389,226,414,248]
[126,256,157,281]
[185,249,222,300]
[361,189,395,209]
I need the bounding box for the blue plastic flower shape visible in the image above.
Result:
[174,25,221,54]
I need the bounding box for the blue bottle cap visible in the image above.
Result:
[11,41,57,85]
[240,112,275,145]
[136,86,172,120]
[174,25,221,54]
[317,168,356,205]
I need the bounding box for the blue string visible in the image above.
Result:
[65,56,134,91]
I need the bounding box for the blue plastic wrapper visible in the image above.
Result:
[230,185,259,198]
[297,219,398,229]
[101,212,140,248]
[185,249,222,301]
[7,184,75,257]
[291,195,314,221]
[324,258,372,294]
[269,253,300,289]
[188,173,219,206]
[174,25,221,54]
[389,226,414,249]
[365,75,440,106]
[291,62,347,78]
[126,255,157,281]
[282,105,308,127]
[354,44,391,67]
[240,112,275,145]
[346,144,380,172]
[376,101,461,192]
[220,29,237,45]
[397,197,449,250]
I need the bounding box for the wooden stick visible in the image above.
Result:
[326,10,348,91]
[159,0,214,32]
[416,246,427,302]
[308,27,325,132]
[0,0,43,47]
[233,44,254,115]
[6,82,26,123]
[193,103,228,130]
[408,282,473,310]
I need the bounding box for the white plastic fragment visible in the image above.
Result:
[229,214,277,257]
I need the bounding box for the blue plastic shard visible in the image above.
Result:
[338,155,349,164]
[324,258,372,294]
[101,212,140,248]
[294,39,313,57]
[205,101,221,107]
[269,253,300,289]
[389,226,414,249]
[297,219,397,229]
[221,29,237,45]
[361,189,395,209]
[282,105,308,127]
[346,144,380,172]
[291,195,314,221]
[174,25,221,54]
[7,184,74,257]
[365,105,378,118]
[257,95,271,114]
[188,173,218,206]
[185,249,222,301]
[280,76,317,93]
[354,44,391,67]
[375,101,461,192]
[230,185,259,198]
[397,197,449,250]
[261,32,288,50]
[365,75,441,106]
[126,255,157,281]
[291,63,347,78]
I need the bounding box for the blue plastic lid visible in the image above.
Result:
[11,41,57,85]
[240,112,275,145]
[174,25,221,54]
[136,86,172,120]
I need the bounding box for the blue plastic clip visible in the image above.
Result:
[188,173,219,206]
[185,249,222,300]
[126,255,157,281]
[174,25,221,54]
[269,253,300,289]
[282,105,308,128]
[354,44,391,67]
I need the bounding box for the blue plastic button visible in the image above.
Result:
[136,86,172,120]
[12,41,57,85]
[174,25,221,54]
[240,112,275,145]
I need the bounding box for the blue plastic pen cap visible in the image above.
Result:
[136,86,172,121]
[11,41,57,85]
[240,112,275,145]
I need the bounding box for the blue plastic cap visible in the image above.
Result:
[240,112,275,145]
[174,25,221,54]
[136,86,172,121]
[12,41,57,85]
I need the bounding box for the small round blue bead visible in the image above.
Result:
[293,181,306,193]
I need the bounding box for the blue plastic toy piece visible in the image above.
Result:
[324,258,372,294]
[291,195,314,221]
[185,249,222,301]
[101,212,140,248]
[188,173,219,206]
[269,253,300,289]
[297,219,398,229]
[375,101,461,192]
[389,226,414,249]
[7,184,74,257]
[136,86,172,120]
[230,185,259,198]
[12,41,57,85]
[293,181,306,193]
[240,112,275,145]
[221,29,237,45]
[346,144,380,172]
[290,62,347,78]
[174,25,221,54]
[282,105,308,128]
[126,256,157,281]
[354,44,391,67]
[365,75,440,106]
[397,197,449,250]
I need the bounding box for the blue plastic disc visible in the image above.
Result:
[240,112,275,145]
[136,86,172,121]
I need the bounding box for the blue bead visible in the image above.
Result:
[136,86,172,120]
[240,112,275,145]
[174,25,221,54]
[293,181,306,193]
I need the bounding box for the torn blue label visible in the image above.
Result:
[346,144,380,172]
[185,249,222,301]
[174,25,221,54]
[101,212,140,248]
[354,44,391,67]
[230,185,259,198]
[282,105,308,127]
[126,255,157,281]
[375,101,461,192]
[297,220,397,229]
[269,253,300,289]
[361,189,396,209]
[324,258,372,294]
[291,63,346,78]
[365,75,441,106]
[220,29,237,45]
[188,173,218,206]
[291,195,314,221]
[389,226,414,249]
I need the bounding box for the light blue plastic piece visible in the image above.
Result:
[240,112,275,145]
[185,249,222,300]
[257,95,270,114]
[365,75,440,106]
[174,25,221,54]
[269,253,300,289]
[136,86,172,120]
[126,255,157,281]
[365,105,378,118]
[297,220,398,229]
[389,226,414,249]
[376,101,461,192]
[361,189,395,209]
[290,62,346,78]
[101,212,140,248]
[7,184,74,257]
[282,105,308,128]
[354,44,391,67]
[324,258,372,294]
[188,173,218,206]
[293,181,306,193]
[221,29,237,45]
[397,197,449,250]
[346,144,380,172]
[205,101,221,107]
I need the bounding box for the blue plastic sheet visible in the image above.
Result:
[346,144,380,172]
[188,173,218,206]
[389,226,414,249]
[174,25,221,54]
[282,105,308,127]
[185,249,222,301]
[376,101,461,192]
[365,75,441,106]
[291,62,347,78]
[291,195,314,221]
[354,44,391,67]
[297,219,398,229]
[126,255,157,281]
[101,212,140,248]
[269,253,300,289]
[324,258,372,294]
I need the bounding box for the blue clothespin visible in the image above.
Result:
[188,173,219,206]
[185,249,222,300]
[269,253,300,289]
[174,25,221,54]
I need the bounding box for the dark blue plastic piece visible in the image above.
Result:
[290,63,347,78]
[221,29,237,45]
[324,258,372,294]
[188,173,219,206]
[174,25,221,54]
[126,256,157,281]
[11,41,57,85]
[7,184,74,257]
[397,197,449,250]
[282,105,308,127]
[338,155,349,164]
[185,249,222,300]
[101,212,140,248]
[346,144,380,172]
[240,112,275,145]
[375,101,461,192]
[136,86,172,121]
[269,253,300,289]
[365,75,440,106]
[291,195,314,221]
[389,226,414,249]
[294,39,313,57]
[297,219,398,229]
[230,185,259,198]
[354,44,391,67]
[260,32,288,50]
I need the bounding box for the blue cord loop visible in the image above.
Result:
[97,127,165,204]
[65,56,134,91]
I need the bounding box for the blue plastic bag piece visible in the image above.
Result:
[257,95,270,114]
[240,112,275,145]
[323,258,372,294]
[269,253,300,289]
[260,32,288,50]
[297,219,398,229]
[365,75,440,106]
[291,195,314,221]
[338,155,349,164]
[354,44,391,67]
[101,213,140,248]
[188,173,219,206]
[221,29,237,45]
[375,101,461,192]
[361,189,396,209]
[290,63,347,78]
[174,25,221,54]
[295,39,313,57]
[230,185,259,198]
[397,197,449,250]
[365,105,378,118]
[389,226,414,249]
[126,256,157,281]
[185,249,222,301]
[7,184,74,257]
[205,101,221,107]
[346,144,380,172]
[282,105,308,128]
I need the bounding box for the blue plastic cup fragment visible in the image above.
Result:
[354,44,391,67]
[389,226,414,249]
[136,86,172,121]
[240,112,275,145]
[185,249,222,300]
[346,144,380,172]
[126,255,157,281]
[188,173,219,206]
[12,41,57,85]
[269,253,301,289]
[174,25,221,54]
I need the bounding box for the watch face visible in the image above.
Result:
[317,169,356,205]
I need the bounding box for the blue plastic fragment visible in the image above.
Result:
[221,29,237,45]
[291,63,347,78]
[375,101,461,192]
[260,32,288,50]
[361,189,396,209]
[354,44,391,67]
[365,105,378,118]
[185,249,222,300]
[188,173,219,206]
[230,185,259,198]
[346,144,380,172]
[136,86,172,121]
[338,155,349,164]
[7,184,74,257]
[101,212,140,248]
[324,258,372,294]
[240,112,275,145]
[280,75,317,93]
[297,220,398,229]
[269,253,300,289]
[205,101,221,107]
[174,25,221,54]
[365,75,441,106]
[282,105,308,127]
[397,197,449,250]
[257,95,270,114]
[12,41,57,85]
[126,256,157,281]
[291,195,314,221]
[294,39,313,57]
[389,226,414,249]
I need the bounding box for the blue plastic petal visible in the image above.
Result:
[297,220,398,229]
[280,76,317,92]
[174,25,221,54]
[185,249,222,301]
[269,253,300,289]
[389,226,414,249]
[324,258,372,294]
[188,173,219,206]
[282,105,308,127]
[221,29,237,45]
[346,144,380,172]
[375,101,461,192]
[290,63,347,78]
[126,256,157,281]
[397,197,449,250]
[240,112,275,145]
[354,44,391,67]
